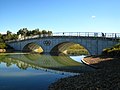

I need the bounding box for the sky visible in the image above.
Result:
[0,0,120,34]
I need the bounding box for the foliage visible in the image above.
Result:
[68,44,85,49]
[0,43,7,49]
[67,44,89,55]
[17,28,52,37]
[102,43,120,57]
[67,49,89,55]
[7,30,12,35]
[0,28,52,49]
[17,28,28,36]
[48,31,52,36]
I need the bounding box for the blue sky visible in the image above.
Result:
[0,0,120,34]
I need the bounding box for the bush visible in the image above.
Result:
[0,43,7,49]
[102,43,120,57]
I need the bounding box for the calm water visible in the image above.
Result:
[0,53,94,90]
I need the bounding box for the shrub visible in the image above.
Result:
[0,43,6,49]
[102,43,120,57]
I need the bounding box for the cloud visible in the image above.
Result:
[91,16,96,19]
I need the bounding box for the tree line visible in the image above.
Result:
[17,28,52,37]
[0,28,52,49]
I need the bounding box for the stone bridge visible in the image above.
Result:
[7,32,120,55]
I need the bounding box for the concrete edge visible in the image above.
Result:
[81,58,99,69]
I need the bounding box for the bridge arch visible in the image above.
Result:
[50,41,90,55]
[22,42,43,53]
[7,34,119,55]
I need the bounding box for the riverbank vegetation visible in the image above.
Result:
[0,43,6,49]
[102,43,120,57]
[67,44,89,55]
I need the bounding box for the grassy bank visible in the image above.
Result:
[67,44,89,55]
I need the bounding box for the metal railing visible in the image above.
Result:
[53,32,120,38]
[6,32,120,43]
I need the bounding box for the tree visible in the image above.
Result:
[0,33,3,42]
[0,33,2,37]
[48,31,52,36]
[17,29,22,35]
[26,30,32,36]
[17,28,28,36]
[7,30,12,35]
[0,38,3,42]
[11,34,18,40]
[42,30,47,34]
[23,28,28,36]
[32,29,39,35]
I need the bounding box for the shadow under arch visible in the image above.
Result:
[50,41,90,55]
[22,42,44,53]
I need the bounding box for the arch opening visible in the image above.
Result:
[50,42,90,55]
[23,42,43,53]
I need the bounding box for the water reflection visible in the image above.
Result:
[0,54,94,73]
[0,53,94,90]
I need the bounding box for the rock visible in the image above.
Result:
[0,49,6,52]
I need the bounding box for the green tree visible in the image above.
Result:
[48,31,52,36]
[7,30,12,35]
[11,34,18,40]
[0,33,2,37]
[5,30,13,41]
[42,30,47,34]
[0,38,3,42]
[26,30,32,36]
[17,28,28,36]
[0,33,3,42]
[32,29,39,35]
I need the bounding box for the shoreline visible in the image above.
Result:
[81,58,99,69]
[49,56,120,90]
[0,52,30,55]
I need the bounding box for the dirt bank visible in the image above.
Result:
[49,56,120,90]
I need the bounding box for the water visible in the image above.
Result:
[70,55,86,63]
[0,53,94,90]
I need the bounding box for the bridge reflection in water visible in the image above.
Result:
[1,53,94,73]
[0,53,95,90]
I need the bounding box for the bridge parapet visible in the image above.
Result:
[7,32,119,55]
[6,32,120,43]
[53,32,120,38]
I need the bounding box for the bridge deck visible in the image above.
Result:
[6,32,120,43]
